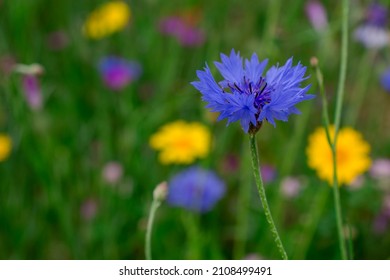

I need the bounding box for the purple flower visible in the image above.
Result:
[305,1,328,31]
[366,3,388,27]
[191,49,314,133]
[159,17,182,35]
[159,16,205,47]
[22,75,43,110]
[220,154,240,174]
[380,68,390,92]
[98,56,142,91]
[354,25,389,48]
[167,166,226,213]
[261,164,277,183]
[354,3,389,49]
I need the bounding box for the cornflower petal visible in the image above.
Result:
[214,49,244,85]
[244,53,268,84]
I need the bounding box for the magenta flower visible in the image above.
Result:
[98,56,142,91]
[305,1,328,31]
[159,16,205,47]
[22,75,43,110]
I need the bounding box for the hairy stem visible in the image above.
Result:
[249,134,288,260]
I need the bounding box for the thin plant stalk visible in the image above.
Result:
[181,212,202,259]
[313,61,348,260]
[311,0,349,260]
[249,134,288,260]
[334,0,349,136]
[330,146,348,260]
[330,0,349,260]
[145,199,161,260]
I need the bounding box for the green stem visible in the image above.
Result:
[312,31,349,261]
[334,0,349,136]
[331,145,347,259]
[313,62,332,145]
[145,200,161,260]
[182,212,202,259]
[330,0,349,260]
[249,134,288,260]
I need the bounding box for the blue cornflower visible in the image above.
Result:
[167,166,225,213]
[191,49,314,133]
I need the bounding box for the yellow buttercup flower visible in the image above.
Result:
[83,1,131,39]
[306,126,371,185]
[150,120,211,165]
[0,134,12,162]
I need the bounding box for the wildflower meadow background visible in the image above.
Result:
[1,0,390,260]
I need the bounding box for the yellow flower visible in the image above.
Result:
[149,121,211,165]
[83,1,131,39]
[306,126,371,185]
[0,134,12,162]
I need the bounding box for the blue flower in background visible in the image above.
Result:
[366,3,388,27]
[354,3,389,49]
[380,68,390,92]
[167,166,225,213]
[98,56,142,91]
[191,49,313,133]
